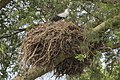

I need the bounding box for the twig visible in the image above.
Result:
[0,28,26,39]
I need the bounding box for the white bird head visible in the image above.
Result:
[64,8,69,12]
[57,8,70,18]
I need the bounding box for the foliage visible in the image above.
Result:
[0,0,120,80]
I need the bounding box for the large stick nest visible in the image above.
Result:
[21,21,90,76]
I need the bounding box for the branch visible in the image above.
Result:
[93,14,120,32]
[0,28,26,39]
[13,53,74,80]
[0,0,12,9]
[13,66,50,80]
[92,14,120,51]
[97,43,120,52]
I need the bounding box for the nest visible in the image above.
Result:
[54,57,90,77]
[21,21,90,76]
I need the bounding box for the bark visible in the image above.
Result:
[13,66,49,80]
[13,53,73,80]
[0,0,12,9]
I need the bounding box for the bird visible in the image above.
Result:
[51,8,70,22]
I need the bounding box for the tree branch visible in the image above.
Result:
[0,0,12,9]
[97,43,120,52]
[13,53,74,80]
[93,14,120,32]
[13,66,49,80]
[0,28,26,39]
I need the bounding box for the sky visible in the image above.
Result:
[35,71,66,80]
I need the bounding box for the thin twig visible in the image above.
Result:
[0,28,26,39]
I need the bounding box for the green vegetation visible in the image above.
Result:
[0,0,120,80]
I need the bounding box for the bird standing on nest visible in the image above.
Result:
[51,2,72,22]
[51,8,70,22]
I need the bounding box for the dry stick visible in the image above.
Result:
[47,40,52,60]
[59,32,65,50]
[52,39,61,57]
[32,53,47,67]
[26,43,39,66]
[32,45,48,67]
[40,42,47,56]
[32,39,51,67]
[33,31,63,67]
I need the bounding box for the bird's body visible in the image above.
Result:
[58,9,69,17]
[51,9,69,21]
[51,15,64,22]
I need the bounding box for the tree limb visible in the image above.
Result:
[93,14,120,32]
[97,43,120,52]
[13,53,74,80]
[0,28,26,39]
[0,0,12,9]
[13,66,49,80]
